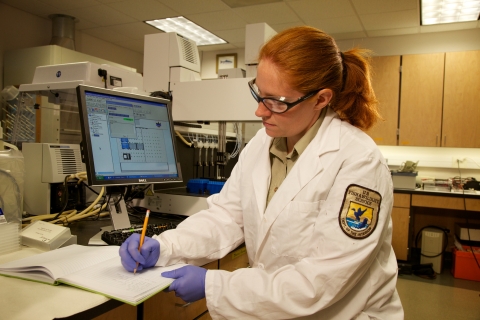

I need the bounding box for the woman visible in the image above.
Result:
[120,26,404,319]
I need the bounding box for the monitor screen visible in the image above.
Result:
[76,85,182,187]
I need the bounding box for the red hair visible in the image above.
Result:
[258,26,380,130]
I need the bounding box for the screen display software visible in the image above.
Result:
[78,87,181,186]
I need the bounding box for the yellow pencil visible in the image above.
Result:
[134,209,150,275]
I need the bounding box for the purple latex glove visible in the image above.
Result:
[162,265,207,303]
[119,233,160,272]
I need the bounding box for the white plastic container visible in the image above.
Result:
[391,171,418,190]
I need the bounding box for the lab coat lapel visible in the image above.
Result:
[254,109,341,252]
[251,135,272,217]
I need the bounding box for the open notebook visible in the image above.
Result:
[0,244,183,306]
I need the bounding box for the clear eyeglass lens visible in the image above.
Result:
[263,99,287,113]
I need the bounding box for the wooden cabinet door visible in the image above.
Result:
[391,207,410,261]
[399,53,445,146]
[443,50,480,148]
[367,55,401,145]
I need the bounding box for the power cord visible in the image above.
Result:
[22,172,108,226]
[414,225,450,258]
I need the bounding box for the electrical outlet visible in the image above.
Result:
[452,157,467,167]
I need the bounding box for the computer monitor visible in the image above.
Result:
[76,85,182,228]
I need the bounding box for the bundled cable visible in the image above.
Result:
[22,171,108,227]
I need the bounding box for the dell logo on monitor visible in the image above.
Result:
[139,179,147,182]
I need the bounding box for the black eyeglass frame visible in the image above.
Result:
[248,78,322,114]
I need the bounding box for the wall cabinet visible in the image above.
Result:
[399,53,445,147]
[367,56,400,145]
[369,50,480,148]
[443,50,480,148]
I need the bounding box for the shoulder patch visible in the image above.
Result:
[338,184,382,239]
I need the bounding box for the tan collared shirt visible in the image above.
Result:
[266,108,327,206]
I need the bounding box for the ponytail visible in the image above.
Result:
[333,49,380,130]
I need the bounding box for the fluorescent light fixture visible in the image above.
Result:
[421,0,480,25]
[145,16,227,46]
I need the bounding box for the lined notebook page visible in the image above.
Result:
[61,258,183,303]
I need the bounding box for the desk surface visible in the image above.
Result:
[0,247,111,320]
[394,188,480,199]
[0,214,184,320]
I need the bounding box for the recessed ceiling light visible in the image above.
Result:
[421,0,480,25]
[145,16,227,46]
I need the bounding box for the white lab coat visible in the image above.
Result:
[154,108,404,319]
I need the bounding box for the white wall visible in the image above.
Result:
[380,146,480,185]
[0,3,143,91]
[198,28,480,76]
[200,48,245,80]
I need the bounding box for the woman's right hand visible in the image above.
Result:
[119,233,160,272]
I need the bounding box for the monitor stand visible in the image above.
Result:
[88,189,132,245]
[88,226,112,246]
[107,195,131,230]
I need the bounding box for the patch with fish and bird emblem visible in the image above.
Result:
[338,184,381,239]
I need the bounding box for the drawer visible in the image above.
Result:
[219,245,249,272]
[412,194,466,210]
[393,193,411,208]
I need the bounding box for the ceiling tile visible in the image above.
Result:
[186,10,247,31]
[331,31,367,41]
[158,0,230,15]
[107,22,163,40]
[40,0,101,11]
[269,21,306,33]
[81,26,134,43]
[233,2,298,25]
[107,0,179,20]
[95,0,123,3]
[288,0,355,21]
[75,18,100,30]
[1,0,57,18]
[368,27,419,37]
[2,0,479,54]
[62,4,136,27]
[307,16,363,34]
[351,0,417,15]
[361,9,419,31]
[214,28,246,44]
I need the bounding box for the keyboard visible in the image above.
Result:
[101,222,177,246]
